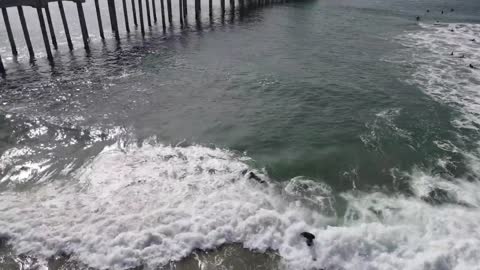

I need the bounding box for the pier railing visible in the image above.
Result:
[0,0,284,75]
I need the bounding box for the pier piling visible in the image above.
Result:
[182,0,187,18]
[0,0,287,71]
[166,0,172,24]
[122,0,130,32]
[138,0,145,36]
[57,1,73,50]
[17,6,35,59]
[152,0,157,23]
[179,0,183,26]
[76,2,90,50]
[0,54,4,75]
[107,0,120,40]
[36,6,53,60]
[145,0,152,27]
[44,4,58,50]
[209,0,212,17]
[94,0,105,39]
[195,0,200,20]
[131,0,138,26]
[160,0,166,29]
[2,8,17,56]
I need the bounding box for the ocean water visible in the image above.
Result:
[0,0,480,269]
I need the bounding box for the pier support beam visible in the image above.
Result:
[178,0,183,26]
[131,0,138,26]
[36,7,53,60]
[0,54,4,75]
[183,0,187,18]
[17,6,35,59]
[57,1,73,50]
[195,0,200,20]
[44,4,58,50]
[166,0,172,24]
[160,0,166,29]
[138,0,145,36]
[151,0,157,23]
[94,0,105,39]
[209,0,212,17]
[122,0,130,32]
[145,0,152,27]
[221,0,225,14]
[108,0,120,40]
[2,8,17,56]
[76,2,90,50]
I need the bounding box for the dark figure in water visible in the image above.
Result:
[426,9,430,13]
[450,29,454,32]
[450,51,454,56]
[441,10,444,14]
[248,172,266,184]
[300,232,316,247]
[470,64,477,69]
[416,16,420,21]
[471,39,476,42]
[459,54,465,58]
[450,8,455,12]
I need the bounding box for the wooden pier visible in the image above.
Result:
[0,0,285,75]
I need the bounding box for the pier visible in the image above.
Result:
[0,0,286,75]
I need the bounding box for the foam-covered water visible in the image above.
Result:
[1,137,480,269]
[0,141,335,269]
[399,23,480,130]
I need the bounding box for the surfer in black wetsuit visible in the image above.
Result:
[300,232,318,262]
[470,64,477,69]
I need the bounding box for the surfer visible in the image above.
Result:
[301,232,316,247]
[247,171,266,184]
[300,232,317,262]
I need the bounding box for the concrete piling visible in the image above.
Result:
[57,1,73,50]
[17,6,35,58]
[2,8,17,56]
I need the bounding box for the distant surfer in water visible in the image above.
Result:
[416,16,420,21]
[470,64,477,69]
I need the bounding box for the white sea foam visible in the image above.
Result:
[1,140,480,270]
[398,23,480,130]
